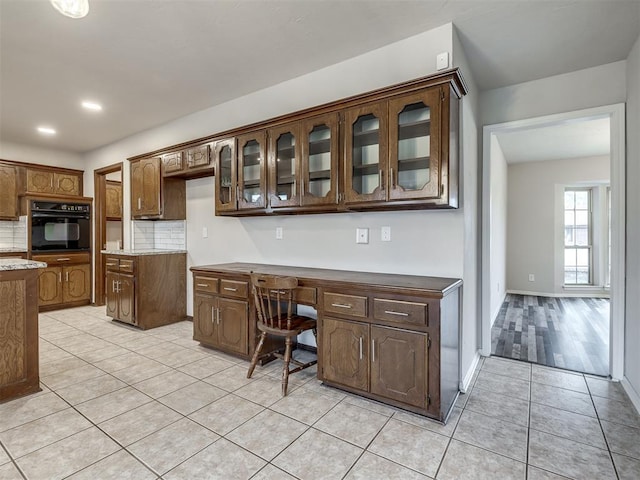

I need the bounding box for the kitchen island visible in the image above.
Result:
[0,258,46,402]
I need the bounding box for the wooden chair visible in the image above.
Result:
[247,273,317,395]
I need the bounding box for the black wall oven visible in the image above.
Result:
[30,200,91,252]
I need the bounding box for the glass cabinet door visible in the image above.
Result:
[237,131,267,210]
[300,112,339,207]
[268,123,301,208]
[344,102,388,203]
[388,89,441,201]
[214,139,236,213]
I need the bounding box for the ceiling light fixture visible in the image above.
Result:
[50,0,89,19]
[82,101,102,111]
[37,126,57,135]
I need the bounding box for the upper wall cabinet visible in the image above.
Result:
[0,164,18,220]
[214,139,237,213]
[237,131,267,211]
[130,157,186,220]
[25,168,82,197]
[105,180,123,220]
[161,143,214,179]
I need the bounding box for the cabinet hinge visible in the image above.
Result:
[440,184,444,196]
[427,394,431,406]
[440,88,445,102]
[427,336,432,349]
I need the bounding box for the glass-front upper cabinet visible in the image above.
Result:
[300,113,339,207]
[344,102,389,204]
[388,89,442,201]
[268,123,301,208]
[214,139,236,213]
[237,131,267,210]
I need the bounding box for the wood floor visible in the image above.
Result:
[491,294,610,376]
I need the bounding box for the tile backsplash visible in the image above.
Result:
[132,220,186,250]
[0,217,27,249]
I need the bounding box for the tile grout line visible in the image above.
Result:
[586,377,622,479]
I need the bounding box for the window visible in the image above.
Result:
[564,189,591,285]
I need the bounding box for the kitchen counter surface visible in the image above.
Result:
[0,247,28,253]
[101,249,187,256]
[0,259,47,271]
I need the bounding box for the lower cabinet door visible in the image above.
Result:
[118,274,135,324]
[370,325,427,408]
[193,293,216,343]
[216,297,248,355]
[63,264,91,303]
[38,267,63,306]
[105,271,119,318]
[321,317,369,391]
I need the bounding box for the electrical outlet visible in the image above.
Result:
[275,227,283,240]
[528,274,535,282]
[381,226,391,242]
[436,52,449,70]
[356,228,369,244]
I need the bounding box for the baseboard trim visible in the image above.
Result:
[297,343,318,354]
[506,289,610,299]
[621,377,640,415]
[460,351,481,393]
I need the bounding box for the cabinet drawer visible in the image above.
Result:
[105,257,120,271]
[195,276,218,294]
[294,286,316,305]
[373,298,428,326]
[323,292,367,318]
[119,259,135,274]
[32,252,90,265]
[219,279,248,298]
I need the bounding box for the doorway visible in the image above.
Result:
[94,163,123,306]
[481,104,626,379]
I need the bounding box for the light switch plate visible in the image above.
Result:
[276,226,283,240]
[381,226,391,242]
[356,228,369,244]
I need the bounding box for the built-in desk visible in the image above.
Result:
[190,262,462,422]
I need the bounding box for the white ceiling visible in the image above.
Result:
[495,117,611,164]
[0,0,638,153]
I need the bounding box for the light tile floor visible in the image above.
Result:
[1,306,639,479]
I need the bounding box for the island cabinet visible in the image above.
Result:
[104,252,186,329]
[31,252,91,311]
[130,157,186,220]
[189,262,462,422]
[0,262,44,402]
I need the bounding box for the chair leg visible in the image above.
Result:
[247,332,267,379]
[282,336,293,396]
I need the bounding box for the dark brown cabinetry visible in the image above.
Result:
[105,180,122,220]
[190,262,461,422]
[161,144,213,179]
[130,157,186,219]
[105,257,135,325]
[214,139,237,213]
[105,253,186,329]
[193,275,249,356]
[0,164,18,220]
[0,267,41,402]
[26,169,82,196]
[31,252,91,311]
[237,131,267,211]
[301,113,340,208]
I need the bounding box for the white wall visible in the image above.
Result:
[506,156,610,295]
[82,24,481,381]
[452,27,481,389]
[624,35,640,407]
[480,61,627,126]
[0,140,83,170]
[489,135,507,321]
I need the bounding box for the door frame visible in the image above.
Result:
[94,162,123,306]
[481,103,626,380]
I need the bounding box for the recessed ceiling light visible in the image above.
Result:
[82,101,102,111]
[50,0,89,19]
[37,126,57,135]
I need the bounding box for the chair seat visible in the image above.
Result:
[257,314,316,337]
